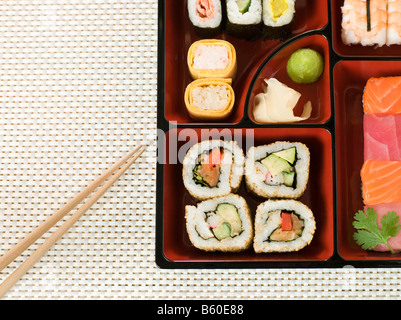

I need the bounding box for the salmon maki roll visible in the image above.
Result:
[341,0,387,47]
[361,160,401,205]
[188,0,223,37]
[363,76,401,115]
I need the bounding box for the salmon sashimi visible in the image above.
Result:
[363,76,401,115]
[341,0,387,47]
[364,203,401,251]
[361,160,401,205]
[364,114,401,160]
[387,0,401,45]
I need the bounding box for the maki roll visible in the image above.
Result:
[187,39,237,80]
[262,0,296,40]
[182,139,245,201]
[253,199,316,253]
[184,78,235,121]
[185,194,253,252]
[225,0,263,40]
[244,141,310,199]
[188,0,223,38]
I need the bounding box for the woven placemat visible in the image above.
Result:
[0,0,401,300]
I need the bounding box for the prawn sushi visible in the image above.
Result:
[187,39,237,80]
[244,141,310,199]
[184,78,235,121]
[253,199,316,253]
[225,0,263,40]
[387,0,401,45]
[188,0,223,38]
[185,194,253,252]
[341,0,387,47]
[262,0,296,40]
[182,139,245,201]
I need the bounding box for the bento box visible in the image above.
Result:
[156,0,401,268]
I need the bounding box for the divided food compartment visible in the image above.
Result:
[163,0,329,125]
[161,128,334,265]
[157,0,401,267]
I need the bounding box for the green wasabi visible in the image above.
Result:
[286,48,324,84]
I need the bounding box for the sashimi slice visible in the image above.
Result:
[361,160,401,205]
[364,203,401,252]
[363,77,401,115]
[363,114,401,160]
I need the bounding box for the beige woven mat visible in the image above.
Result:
[0,0,400,300]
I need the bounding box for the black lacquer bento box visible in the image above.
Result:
[156,0,401,268]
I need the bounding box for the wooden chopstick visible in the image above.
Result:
[0,146,145,298]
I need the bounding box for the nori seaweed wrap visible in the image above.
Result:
[188,0,223,38]
[224,0,262,40]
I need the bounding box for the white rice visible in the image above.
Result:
[262,0,295,27]
[253,199,316,253]
[244,141,310,199]
[226,0,262,25]
[185,194,253,252]
[183,139,245,201]
[191,85,229,110]
[188,0,222,28]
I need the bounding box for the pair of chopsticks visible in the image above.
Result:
[0,145,146,298]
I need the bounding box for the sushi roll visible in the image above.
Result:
[262,0,295,40]
[253,199,316,253]
[244,141,310,199]
[188,0,223,38]
[225,0,263,40]
[185,194,253,252]
[184,78,235,121]
[187,39,237,80]
[341,0,387,47]
[182,139,245,201]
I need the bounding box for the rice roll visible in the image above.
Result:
[183,139,244,201]
[185,194,253,252]
[187,39,237,80]
[244,141,310,199]
[184,78,235,121]
[262,0,296,40]
[188,0,223,37]
[253,199,316,253]
[225,0,263,40]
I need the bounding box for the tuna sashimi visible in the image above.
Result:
[363,76,401,115]
[364,114,401,160]
[364,203,401,252]
[361,160,401,205]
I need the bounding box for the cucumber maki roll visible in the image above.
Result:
[253,199,316,253]
[188,0,223,38]
[262,0,296,40]
[185,194,253,252]
[183,139,245,201]
[244,141,310,199]
[225,0,263,40]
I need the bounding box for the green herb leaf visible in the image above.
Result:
[352,207,401,253]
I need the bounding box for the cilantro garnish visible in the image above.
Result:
[353,207,401,254]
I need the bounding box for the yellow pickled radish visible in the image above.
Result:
[271,0,288,19]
